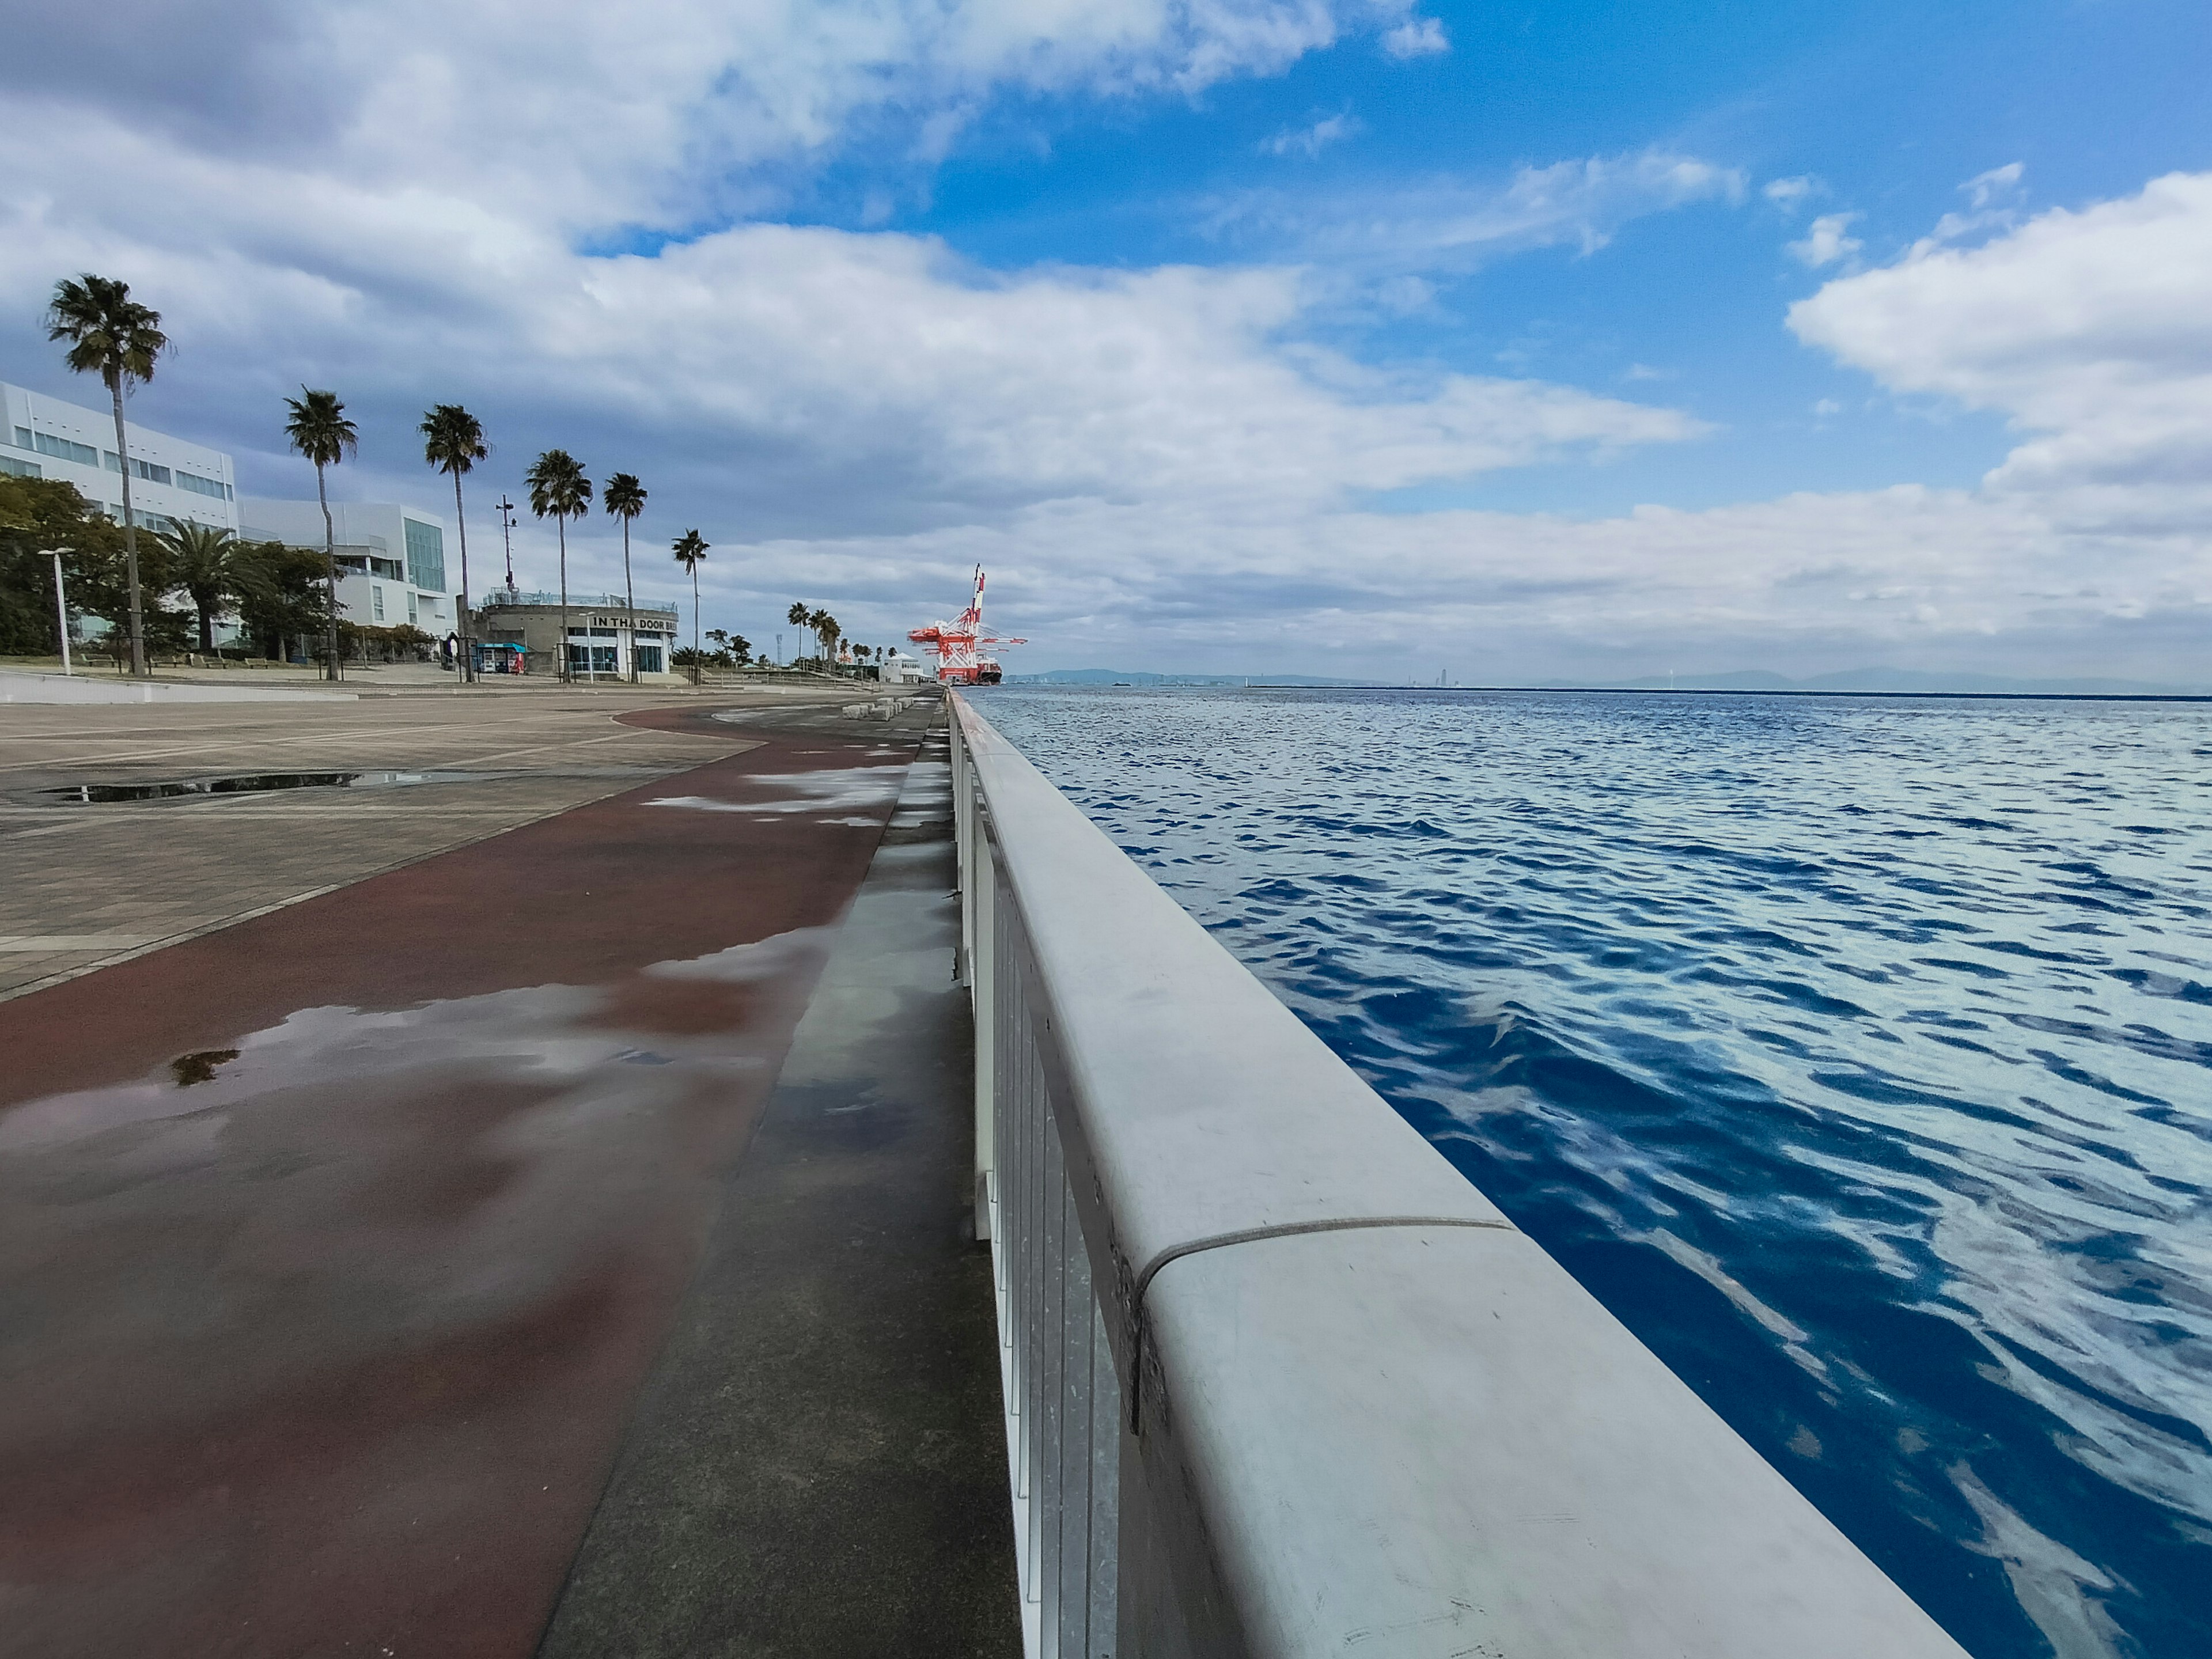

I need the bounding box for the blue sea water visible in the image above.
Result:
[979,685,2212,1659]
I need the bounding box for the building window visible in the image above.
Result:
[591,646,618,674]
[12,427,33,449]
[372,584,386,622]
[0,454,39,479]
[131,458,172,485]
[403,519,446,594]
[33,431,100,466]
[174,469,228,499]
[634,645,663,674]
[407,589,419,625]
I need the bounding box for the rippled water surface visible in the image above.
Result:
[980,685,2211,1659]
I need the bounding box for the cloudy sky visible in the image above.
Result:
[3,0,2206,680]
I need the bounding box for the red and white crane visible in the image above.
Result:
[909,566,1025,685]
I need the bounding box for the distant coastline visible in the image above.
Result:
[1007,666,2212,698]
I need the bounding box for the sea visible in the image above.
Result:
[979,684,2211,1659]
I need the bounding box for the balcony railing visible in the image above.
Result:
[476,589,679,615]
[949,694,1968,1659]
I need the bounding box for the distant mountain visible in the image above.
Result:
[1570,668,2210,696]
[1003,668,1381,686]
[1005,665,2209,696]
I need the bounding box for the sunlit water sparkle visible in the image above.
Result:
[980,685,2211,1659]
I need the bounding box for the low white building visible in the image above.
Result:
[2,379,240,534]
[239,498,459,639]
[880,649,929,684]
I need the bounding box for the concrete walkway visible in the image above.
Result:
[0,703,1016,1657]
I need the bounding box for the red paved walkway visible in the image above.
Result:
[0,719,916,1658]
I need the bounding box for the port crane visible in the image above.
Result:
[909,566,1025,685]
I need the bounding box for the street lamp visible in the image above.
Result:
[495,495,518,592]
[44,548,74,675]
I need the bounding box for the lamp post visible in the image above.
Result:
[495,495,518,591]
[46,548,73,674]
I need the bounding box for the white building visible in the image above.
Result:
[239,498,458,638]
[1,379,240,534]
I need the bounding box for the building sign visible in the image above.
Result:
[587,613,673,632]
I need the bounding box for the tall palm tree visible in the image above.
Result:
[421,404,487,683]
[672,530,710,666]
[153,521,241,652]
[786,600,810,665]
[46,274,168,676]
[603,473,647,681]
[810,608,840,668]
[282,388,359,681]
[525,450,592,680]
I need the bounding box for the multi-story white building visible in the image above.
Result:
[238,498,459,638]
[1,379,240,534]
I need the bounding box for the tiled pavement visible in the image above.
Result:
[0,690,806,999]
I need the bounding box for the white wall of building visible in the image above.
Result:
[2,379,240,535]
[239,498,458,638]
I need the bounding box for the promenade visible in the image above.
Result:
[0,685,1018,1657]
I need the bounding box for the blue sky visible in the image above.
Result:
[2,0,2207,680]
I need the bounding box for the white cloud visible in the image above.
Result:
[1787,212,1863,268]
[1916,161,2029,251]
[1214,148,1747,273]
[2,0,1385,235]
[1762,175,1822,211]
[1964,162,2025,211]
[1260,111,1363,159]
[1381,17,1449,58]
[1812,398,1841,417]
[1789,171,2212,534]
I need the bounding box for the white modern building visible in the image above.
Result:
[238,498,458,638]
[1,379,240,534]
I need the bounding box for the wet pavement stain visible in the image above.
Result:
[0,721,919,1659]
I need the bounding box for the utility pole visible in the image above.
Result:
[47,548,73,674]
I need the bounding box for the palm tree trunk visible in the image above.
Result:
[317,461,341,681]
[453,471,474,684]
[692,569,700,660]
[108,380,147,677]
[199,602,214,653]
[623,521,637,683]
[557,517,570,681]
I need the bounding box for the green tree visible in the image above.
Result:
[153,520,243,652]
[603,472,647,681]
[230,539,332,661]
[282,388,359,680]
[525,450,592,680]
[672,529,710,665]
[0,474,127,657]
[44,273,168,676]
[421,404,487,682]
[786,600,812,665]
[810,607,840,666]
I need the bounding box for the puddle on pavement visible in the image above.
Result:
[37,768,662,804]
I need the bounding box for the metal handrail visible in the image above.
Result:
[950,693,1968,1659]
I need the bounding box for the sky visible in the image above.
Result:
[2,0,2207,681]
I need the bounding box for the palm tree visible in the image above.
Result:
[421,405,487,683]
[672,530,710,666]
[786,600,810,665]
[45,274,168,676]
[282,388,359,680]
[154,521,241,652]
[603,473,647,681]
[810,608,840,666]
[525,450,592,680]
